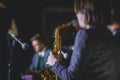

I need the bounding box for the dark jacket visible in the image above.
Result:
[52,25,120,80]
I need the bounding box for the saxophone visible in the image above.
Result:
[39,20,77,80]
[53,19,77,53]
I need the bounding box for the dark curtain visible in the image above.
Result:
[0,8,11,80]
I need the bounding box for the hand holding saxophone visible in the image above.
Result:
[47,51,63,66]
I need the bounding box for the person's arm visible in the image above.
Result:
[51,29,87,80]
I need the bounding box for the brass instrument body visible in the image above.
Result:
[53,23,70,54]
[39,23,69,80]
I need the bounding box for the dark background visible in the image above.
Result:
[0,0,76,80]
[6,0,75,41]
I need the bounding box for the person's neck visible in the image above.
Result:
[39,47,46,52]
[80,24,89,29]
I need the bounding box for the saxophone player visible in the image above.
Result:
[47,0,120,80]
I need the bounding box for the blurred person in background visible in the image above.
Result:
[28,34,51,72]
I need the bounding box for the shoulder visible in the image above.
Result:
[76,29,87,39]
[77,29,87,35]
[45,48,51,52]
[45,48,51,55]
[75,29,88,42]
[87,25,111,35]
[33,53,38,58]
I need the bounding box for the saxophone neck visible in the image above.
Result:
[53,22,70,54]
[57,23,70,30]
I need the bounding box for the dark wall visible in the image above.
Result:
[6,0,75,42]
[0,7,11,80]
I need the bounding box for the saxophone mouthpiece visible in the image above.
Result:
[59,19,78,29]
[68,19,78,27]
